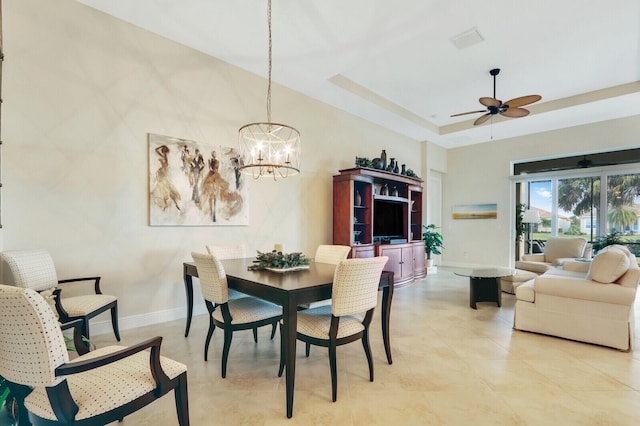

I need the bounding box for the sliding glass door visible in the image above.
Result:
[520,170,639,253]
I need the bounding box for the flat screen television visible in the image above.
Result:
[373,199,405,240]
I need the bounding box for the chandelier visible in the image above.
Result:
[238,0,301,180]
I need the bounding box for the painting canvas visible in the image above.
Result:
[148,133,249,226]
[452,203,497,219]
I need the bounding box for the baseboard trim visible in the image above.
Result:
[89,302,208,336]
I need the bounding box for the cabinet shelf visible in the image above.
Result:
[374,195,409,203]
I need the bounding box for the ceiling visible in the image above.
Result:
[78,0,640,149]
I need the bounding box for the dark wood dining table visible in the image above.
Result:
[182,258,394,418]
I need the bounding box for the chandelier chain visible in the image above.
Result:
[266,0,272,124]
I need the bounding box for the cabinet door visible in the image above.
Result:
[379,244,414,285]
[400,246,414,280]
[379,245,402,278]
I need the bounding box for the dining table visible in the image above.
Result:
[182,258,394,418]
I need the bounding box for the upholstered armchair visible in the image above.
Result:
[0,249,120,341]
[0,284,189,426]
[516,236,591,274]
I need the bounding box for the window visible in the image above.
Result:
[516,168,640,250]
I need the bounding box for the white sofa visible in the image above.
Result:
[514,245,639,351]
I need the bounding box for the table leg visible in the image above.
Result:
[469,277,501,309]
[183,271,194,337]
[469,278,477,309]
[381,283,393,364]
[282,299,298,418]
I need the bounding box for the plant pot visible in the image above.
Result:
[425,258,433,268]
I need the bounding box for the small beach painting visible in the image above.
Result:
[452,203,497,219]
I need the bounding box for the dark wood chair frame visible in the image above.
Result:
[55,276,120,342]
[278,308,376,402]
[7,328,189,426]
[205,299,280,378]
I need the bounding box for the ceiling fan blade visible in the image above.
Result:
[500,107,530,118]
[450,109,486,117]
[503,94,542,108]
[473,113,492,125]
[479,97,500,107]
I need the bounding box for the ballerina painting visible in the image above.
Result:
[148,133,249,226]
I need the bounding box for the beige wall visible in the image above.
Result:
[443,115,640,267]
[2,0,421,332]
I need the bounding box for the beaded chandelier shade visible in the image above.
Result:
[238,0,301,180]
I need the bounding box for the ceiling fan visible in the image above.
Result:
[451,68,542,125]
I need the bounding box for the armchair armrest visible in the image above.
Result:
[55,336,171,395]
[521,254,546,262]
[58,276,103,294]
[534,276,637,306]
[59,318,90,356]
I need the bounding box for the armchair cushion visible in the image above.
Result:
[515,260,553,274]
[542,236,588,265]
[587,248,630,284]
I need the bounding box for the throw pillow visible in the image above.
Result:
[587,248,630,284]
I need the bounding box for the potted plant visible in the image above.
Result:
[422,224,443,268]
[594,231,623,252]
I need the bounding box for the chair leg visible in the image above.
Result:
[329,341,338,402]
[110,304,121,342]
[204,317,215,362]
[253,327,258,343]
[221,329,233,378]
[82,316,91,341]
[305,342,311,357]
[270,322,277,339]
[174,373,190,426]
[277,323,285,377]
[362,330,374,382]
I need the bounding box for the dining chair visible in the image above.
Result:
[0,249,120,341]
[205,243,277,340]
[314,244,351,265]
[279,256,388,402]
[191,252,283,377]
[205,243,248,301]
[299,244,351,311]
[0,284,189,426]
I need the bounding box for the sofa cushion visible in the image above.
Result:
[543,236,587,265]
[587,248,630,284]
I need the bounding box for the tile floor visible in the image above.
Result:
[4,270,639,425]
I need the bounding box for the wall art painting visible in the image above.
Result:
[452,203,497,220]
[148,133,248,226]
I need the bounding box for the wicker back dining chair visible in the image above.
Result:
[299,244,352,312]
[0,284,189,426]
[0,249,120,341]
[192,252,283,377]
[204,243,276,341]
[206,243,248,301]
[279,256,388,402]
[314,244,351,265]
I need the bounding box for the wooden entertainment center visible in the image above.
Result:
[333,167,426,286]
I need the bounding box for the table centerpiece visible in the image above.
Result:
[248,250,311,272]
